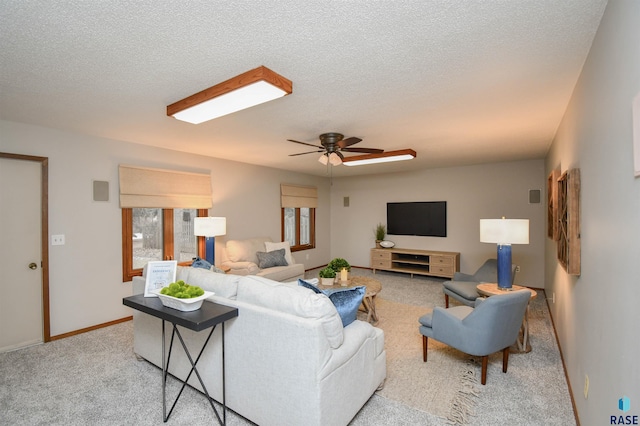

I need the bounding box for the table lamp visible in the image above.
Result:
[480,218,529,290]
[194,217,227,265]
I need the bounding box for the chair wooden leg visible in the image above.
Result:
[481,355,488,385]
[422,336,428,362]
[502,347,509,373]
[445,294,449,308]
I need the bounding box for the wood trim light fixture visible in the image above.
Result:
[167,66,292,124]
[342,149,416,166]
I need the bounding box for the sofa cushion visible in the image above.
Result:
[237,276,344,348]
[264,241,294,266]
[256,263,305,282]
[298,279,366,327]
[226,237,272,263]
[176,266,240,300]
[256,249,288,268]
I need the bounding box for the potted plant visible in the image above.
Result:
[374,223,386,248]
[327,257,351,273]
[327,258,351,283]
[318,267,336,286]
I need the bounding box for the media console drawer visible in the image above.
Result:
[370,248,460,279]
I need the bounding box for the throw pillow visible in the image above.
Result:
[298,278,322,294]
[298,279,365,327]
[191,256,212,270]
[256,249,288,269]
[264,241,294,266]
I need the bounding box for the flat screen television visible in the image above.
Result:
[387,201,447,237]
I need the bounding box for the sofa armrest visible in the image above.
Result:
[132,276,145,295]
[319,321,379,379]
[221,261,260,276]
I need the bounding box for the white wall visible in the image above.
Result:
[0,119,330,336]
[545,1,640,424]
[329,159,546,288]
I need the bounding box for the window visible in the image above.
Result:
[282,207,315,251]
[122,208,206,282]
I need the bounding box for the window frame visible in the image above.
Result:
[121,208,207,282]
[281,207,316,252]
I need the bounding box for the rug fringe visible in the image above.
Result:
[445,359,480,425]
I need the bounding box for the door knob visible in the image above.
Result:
[29,262,38,270]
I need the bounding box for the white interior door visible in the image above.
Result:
[0,157,43,352]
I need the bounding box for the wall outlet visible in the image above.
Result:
[305,254,310,260]
[515,265,521,273]
[51,234,65,246]
[584,374,589,399]
[553,292,556,304]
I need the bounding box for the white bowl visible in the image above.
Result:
[152,289,214,312]
[379,240,395,248]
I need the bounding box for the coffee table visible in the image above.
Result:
[476,283,537,353]
[318,276,382,325]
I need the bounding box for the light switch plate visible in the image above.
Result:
[52,234,65,245]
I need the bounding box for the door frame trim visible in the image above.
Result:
[0,152,50,342]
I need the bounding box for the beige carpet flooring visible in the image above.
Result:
[364,298,479,423]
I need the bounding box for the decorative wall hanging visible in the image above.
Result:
[547,168,560,240]
[557,168,581,275]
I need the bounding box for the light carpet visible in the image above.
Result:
[362,298,479,424]
[0,269,576,425]
[349,268,576,426]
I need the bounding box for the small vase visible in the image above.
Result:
[375,240,382,249]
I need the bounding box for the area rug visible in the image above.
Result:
[361,297,480,424]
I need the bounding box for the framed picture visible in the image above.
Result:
[633,91,640,177]
[144,260,177,297]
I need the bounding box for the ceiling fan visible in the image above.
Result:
[287,132,383,165]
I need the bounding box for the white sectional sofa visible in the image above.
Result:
[131,266,386,426]
[220,237,305,282]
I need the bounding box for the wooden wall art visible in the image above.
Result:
[557,168,581,275]
[547,168,560,240]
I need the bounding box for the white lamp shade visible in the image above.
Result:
[480,218,529,244]
[194,217,227,237]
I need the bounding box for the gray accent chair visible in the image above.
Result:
[442,259,517,308]
[419,290,531,385]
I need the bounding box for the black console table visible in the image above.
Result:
[123,295,238,425]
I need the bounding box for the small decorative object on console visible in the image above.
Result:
[153,289,214,312]
[379,240,395,248]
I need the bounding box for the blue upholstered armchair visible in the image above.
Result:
[442,259,517,308]
[419,290,531,385]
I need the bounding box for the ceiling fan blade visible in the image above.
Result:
[287,139,323,149]
[342,147,384,154]
[337,137,362,149]
[289,150,324,156]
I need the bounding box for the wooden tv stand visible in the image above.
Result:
[371,248,460,279]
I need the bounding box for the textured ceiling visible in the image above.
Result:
[0,1,607,177]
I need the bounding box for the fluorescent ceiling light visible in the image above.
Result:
[167,66,292,124]
[342,149,416,166]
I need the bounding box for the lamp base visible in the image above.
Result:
[205,237,215,266]
[497,244,512,290]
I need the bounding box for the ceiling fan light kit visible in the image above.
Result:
[167,66,292,124]
[342,149,417,166]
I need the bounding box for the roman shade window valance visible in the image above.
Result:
[118,165,212,208]
[280,184,318,208]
